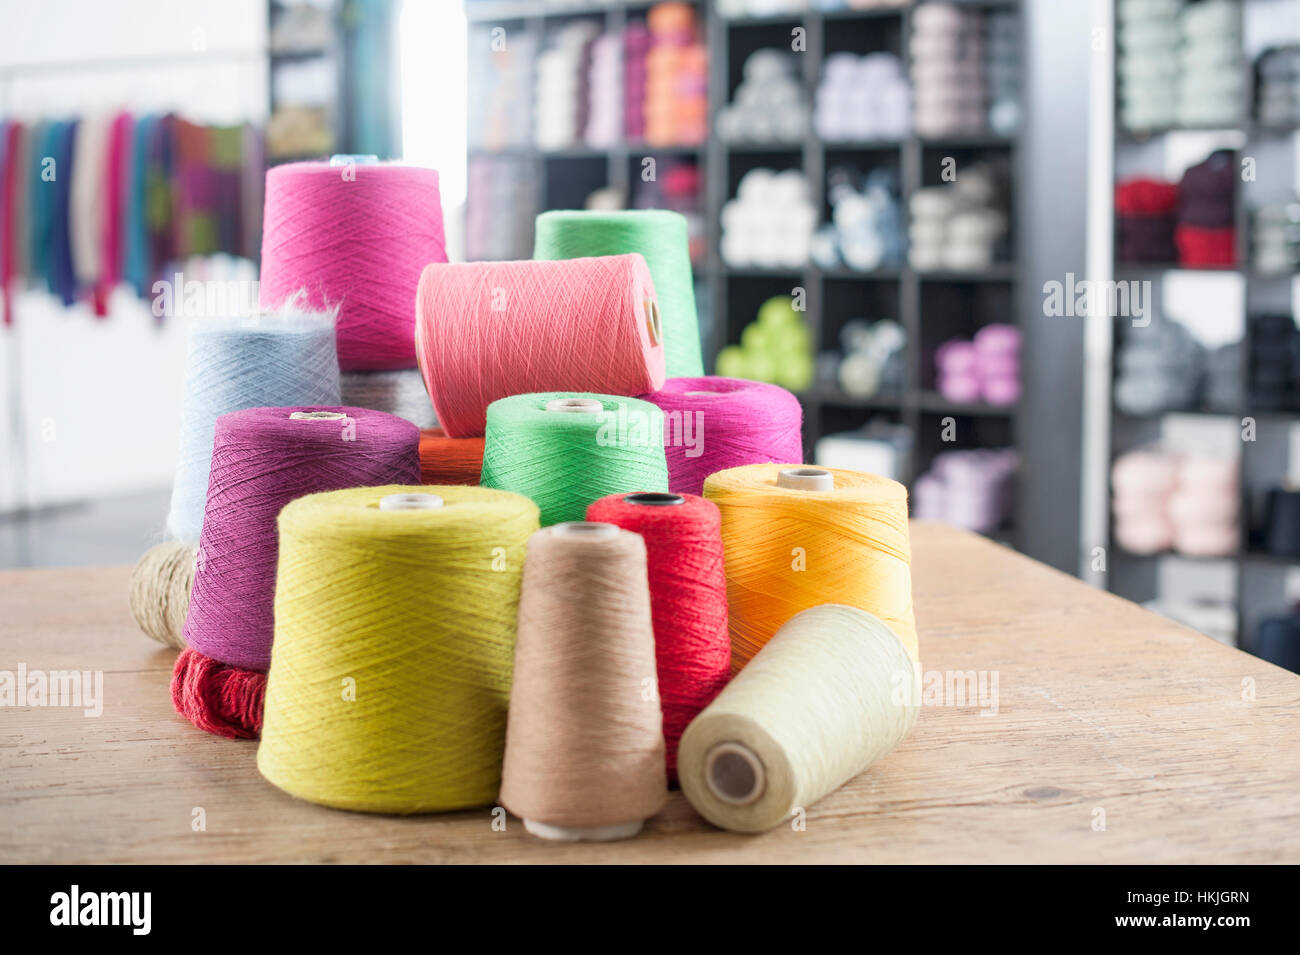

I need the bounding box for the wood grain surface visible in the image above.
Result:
[2,521,1298,864]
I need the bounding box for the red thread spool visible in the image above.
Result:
[171,647,266,741]
[586,491,730,782]
[419,427,485,485]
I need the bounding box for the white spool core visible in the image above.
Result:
[705,742,767,806]
[777,467,834,492]
[329,153,379,166]
[552,521,619,540]
[379,492,444,511]
[289,411,348,421]
[644,299,662,346]
[545,397,604,414]
[683,390,722,397]
[524,818,645,842]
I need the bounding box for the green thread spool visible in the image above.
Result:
[480,392,670,526]
[533,210,704,378]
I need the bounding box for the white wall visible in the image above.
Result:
[0,0,268,513]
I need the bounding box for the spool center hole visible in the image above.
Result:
[624,492,685,506]
[545,397,604,414]
[644,299,662,346]
[706,743,765,806]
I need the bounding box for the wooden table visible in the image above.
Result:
[3,521,1298,864]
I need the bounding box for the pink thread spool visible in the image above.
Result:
[642,377,804,496]
[259,161,447,372]
[414,254,666,438]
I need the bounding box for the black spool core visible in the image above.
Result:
[625,492,686,506]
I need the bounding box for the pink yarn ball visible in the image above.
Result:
[939,371,982,404]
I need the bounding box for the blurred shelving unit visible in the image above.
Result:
[464,0,1025,547]
[1101,0,1300,653]
[267,0,399,163]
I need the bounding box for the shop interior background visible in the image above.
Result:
[1,0,1299,668]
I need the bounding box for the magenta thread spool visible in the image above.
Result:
[181,406,422,671]
[641,376,803,496]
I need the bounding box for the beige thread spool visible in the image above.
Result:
[128,540,198,648]
[499,521,667,841]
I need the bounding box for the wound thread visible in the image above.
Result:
[704,462,918,670]
[586,492,730,782]
[480,392,670,526]
[678,604,918,833]
[257,485,539,813]
[499,522,667,838]
[414,254,665,437]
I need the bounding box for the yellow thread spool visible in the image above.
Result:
[703,463,918,670]
[256,484,539,814]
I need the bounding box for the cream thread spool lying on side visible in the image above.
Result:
[678,603,918,833]
[499,521,667,841]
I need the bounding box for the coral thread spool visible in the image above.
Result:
[413,254,665,437]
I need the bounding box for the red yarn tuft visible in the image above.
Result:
[171,646,266,740]
[587,491,731,783]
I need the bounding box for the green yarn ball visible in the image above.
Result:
[480,392,670,526]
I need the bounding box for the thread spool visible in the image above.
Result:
[181,406,421,674]
[165,307,341,542]
[340,368,437,428]
[703,462,918,669]
[414,254,665,438]
[259,161,447,371]
[128,540,197,648]
[480,392,670,526]
[172,407,421,740]
[257,485,540,813]
[499,522,667,840]
[1264,489,1300,557]
[641,376,804,496]
[679,603,917,833]
[586,492,730,781]
[418,428,485,485]
[171,648,267,740]
[534,210,703,379]
[720,168,816,269]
